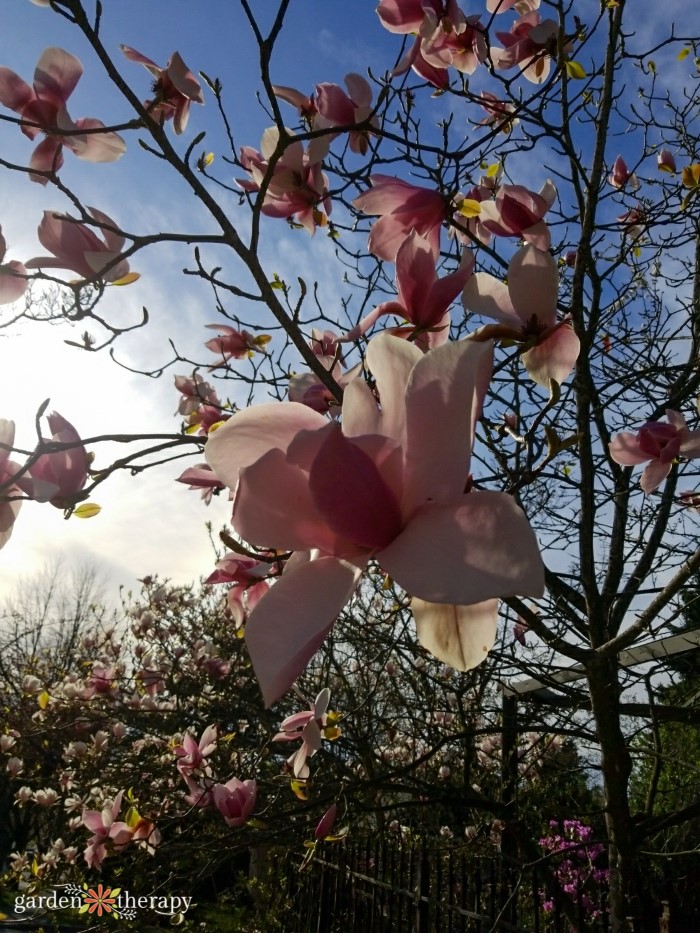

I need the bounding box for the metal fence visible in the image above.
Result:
[281,836,609,933]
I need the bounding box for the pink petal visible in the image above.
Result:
[340,378,381,438]
[364,332,422,450]
[345,73,372,107]
[308,426,402,549]
[462,272,519,327]
[29,136,64,181]
[315,83,354,124]
[402,338,493,515]
[120,45,160,73]
[522,219,551,251]
[377,491,544,604]
[521,323,580,386]
[679,430,700,459]
[204,402,326,490]
[0,261,28,304]
[245,556,365,706]
[640,459,671,494]
[167,51,204,104]
[609,433,648,466]
[233,447,341,553]
[0,67,33,112]
[395,231,436,316]
[33,48,83,108]
[508,244,558,327]
[86,207,125,253]
[412,597,498,669]
[72,118,126,162]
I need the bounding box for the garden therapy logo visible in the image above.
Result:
[13,883,192,921]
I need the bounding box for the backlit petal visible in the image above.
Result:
[412,597,498,669]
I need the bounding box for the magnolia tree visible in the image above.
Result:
[0,0,699,928]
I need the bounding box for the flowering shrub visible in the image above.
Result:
[539,820,609,924]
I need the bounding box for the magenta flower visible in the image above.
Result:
[237,128,331,234]
[343,231,474,348]
[0,420,23,550]
[609,411,700,494]
[174,725,217,777]
[608,155,639,191]
[273,688,331,778]
[174,374,219,416]
[462,243,580,386]
[204,324,269,366]
[17,412,89,508]
[25,208,134,284]
[121,46,204,134]
[212,777,257,828]
[314,74,376,158]
[205,332,543,705]
[657,148,676,174]
[377,0,443,33]
[353,174,449,262]
[315,803,339,840]
[0,227,28,305]
[176,463,225,504]
[81,791,133,870]
[0,47,125,184]
[477,92,519,134]
[490,13,559,84]
[478,180,556,251]
[206,553,274,613]
[421,15,487,75]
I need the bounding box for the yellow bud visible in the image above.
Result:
[73,503,101,519]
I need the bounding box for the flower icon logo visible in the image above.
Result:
[80,884,120,917]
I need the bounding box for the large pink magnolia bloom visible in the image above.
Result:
[490,13,559,84]
[16,412,89,508]
[121,46,204,134]
[237,128,331,235]
[0,420,23,550]
[25,208,133,284]
[343,231,474,348]
[81,791,133,870]
[212,777,257,828]
[478,180,556,251]
[205,333,544,705]
[353,174,449,262]
[421,15,487,75]
[273,688,331,779]
[0,227,28,305]
[0,47,125,184]
[609,412,700,494]
[462,244,580,387]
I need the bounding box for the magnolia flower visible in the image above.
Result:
[477,180,556,251]
[491,13,559,84]
[276,75,376,163]
[273,688,333,778]
[212,777,257,827]
[205,332,544,704]
[343,231,474,348]
[174,725,217,776]
[609,411,700,494]
[237,128,331,234]
[25,208,134,284]
[315,803,339,840]
[176,463,225,504]
[174,373,219,415]
[206,554,274,613]
[0,47,125,183]
[353,174,449,262]
[16,412,89,508]
[477,92,519,134]
[204,325,270,365]
[657,149,676,174]
[0,419,23,550]
[121,46,204,134]
[81,791,133,870]
[463,243,579,386]
[420,15,487,75]
[0,226,28,304]
[608,155,640,191]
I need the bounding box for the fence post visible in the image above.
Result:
[415,838,431,933]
